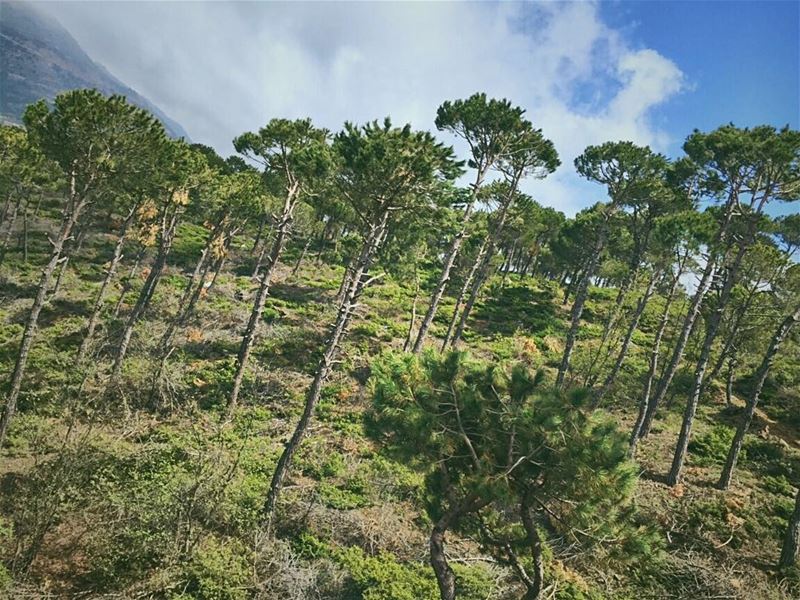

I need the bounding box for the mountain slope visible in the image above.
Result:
[0,1,190,139]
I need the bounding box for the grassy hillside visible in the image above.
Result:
[0,192,798,599]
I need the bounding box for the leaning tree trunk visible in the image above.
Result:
[149,220,228,402]
[450,183,519,348]
[717,305,799,490]
[108,204,181,393]
[412,167,489,353]
[228,191,299,411]
[594,268,662,403]
[638,255,717,438]
[429,491,490,600]
[76,204,138,363]
[156,217,226,357]
[705,271,769,390]
[291,236,312,276]
[556,208,615,389]
[403,264,420,352]
[261,208,390,532]
[639,199,738,438]
[51,223,87,298]
[0,194,23,266]
[583,270,639,388]
[520,497,545,600]
[441,237,489,351]
[112,245,146,318]
[629,266,682,453]
[0,173,89,448]
[780,487,800,569]
[667,224,759,486]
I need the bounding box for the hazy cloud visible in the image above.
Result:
[36,0,686,215]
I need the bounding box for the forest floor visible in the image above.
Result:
[0,214,798,599]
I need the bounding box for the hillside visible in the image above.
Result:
[0,1,189,139]
[0,91,798,600]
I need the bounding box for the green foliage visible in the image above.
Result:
[688,424,734,466]
[177,537,250,600]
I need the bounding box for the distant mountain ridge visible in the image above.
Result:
[0,1,190,139]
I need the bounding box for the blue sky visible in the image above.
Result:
[604,0,799,153]
[38,0,800,217]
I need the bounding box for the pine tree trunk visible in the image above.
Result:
[556,208,616,389]
[22,199,29,263]
[594,269,661,403]
[228,191,299,412]
[640,198,739,438]
[430,510,459,600]
[629,265,682,453]
[108,205,181,392]
[150,221,226,401]
[667,238,753,485]
[0,194,22,266]
[77,205,138,363]
[0,172,89,448]
[717,306,798,489]
[413,167,488,354]
[725,356,737,406]
[403,265,420,353]
[639,257,717,438]
[113,245,146,318]
[450,184,519,348]
[583,269,638,387]
[442,237,489,351]
[520,498,544,600]
[261,209,390,531]
[291,236,312,276]
[780,488,800,569]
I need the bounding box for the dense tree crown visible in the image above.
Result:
[0,88,798,599]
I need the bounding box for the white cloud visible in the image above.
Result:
[37,0,686,216]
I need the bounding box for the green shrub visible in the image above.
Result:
[178,537,250,600]
[688,425,734,466]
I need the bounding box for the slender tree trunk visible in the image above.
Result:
[291,236,312,276]
[108,205,181,392]
[77,205,138,363]
[667,240,751,485]
[403,264,420,353]
[583,269,639,387]
[149,222,226,401]
[640,199,739,438]
[500,240,517,287]
[706,279,762,388]
[252,213,267,254]
[556,209,616,389]
[261,209,390,531]
[0,174,89,447]
[113,245,146,318]
[780,488,800,569]
[0,194,22,266]
[51,224,87,298]
[724,355,737,406]
[228,191,299,411]
[413,167,488,353]
[442,237,489,351]
[207,252,227,295]
[520,497,544,600]
[594,268,661,403]
[450,184,519,347]
[21,199,29,263]
[430,510,459,600]
[717,306,798,489]
[630,265,682,453]
[562,268,581,305]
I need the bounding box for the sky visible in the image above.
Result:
[34,0,800,217]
